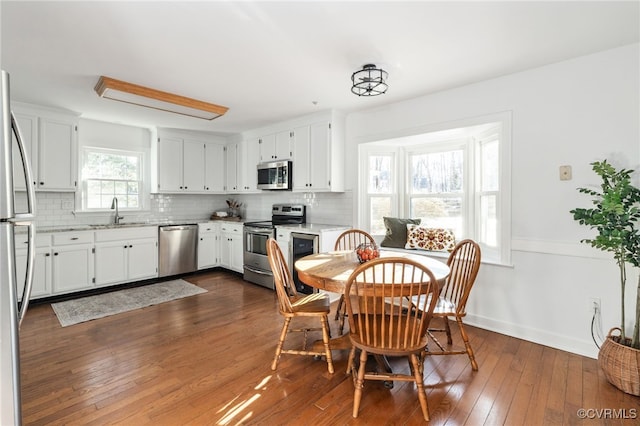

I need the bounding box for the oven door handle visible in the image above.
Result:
[244,265,273,276]
[244,226,274,235]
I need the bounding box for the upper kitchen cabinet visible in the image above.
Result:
[225,138,260,193]
[12,104,78,192]
[293,119,344,192]
[152,132,226,194]
[258,131,292,162]
[204,142,225,192]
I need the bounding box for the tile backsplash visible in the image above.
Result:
[15,191,354,228]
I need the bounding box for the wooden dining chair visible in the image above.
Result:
[344,257,440,421]
[333,229,377,334]
[427,239,481,371]
[266,238,334,374]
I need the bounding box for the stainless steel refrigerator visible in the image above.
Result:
[1,70,37,425]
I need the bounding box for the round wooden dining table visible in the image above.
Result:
[295,249,450,295]
[295,249,450,382]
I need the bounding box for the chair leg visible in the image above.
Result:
[410,353,430,421]
[334,295,344,321]
[320,315,335,374]
[338,304,347,335]
[346,346,356,375]
[456,316,478,371]
[271,317,291,370]
[444,315,453,345]
[352,349,368,418]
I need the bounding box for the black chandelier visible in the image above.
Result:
[351,64,388,97]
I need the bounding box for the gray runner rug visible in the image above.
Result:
[51,279,207,327]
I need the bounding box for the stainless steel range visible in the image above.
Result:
[243,204,306,289]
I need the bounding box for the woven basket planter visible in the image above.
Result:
[598,328,640,396]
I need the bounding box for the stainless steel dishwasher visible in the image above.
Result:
[158,224,198,277]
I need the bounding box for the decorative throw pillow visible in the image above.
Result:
[405,224,456,252]
[380,217,421,248]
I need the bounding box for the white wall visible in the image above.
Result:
[345,43,640,358]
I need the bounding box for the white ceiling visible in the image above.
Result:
[1,1,638,136]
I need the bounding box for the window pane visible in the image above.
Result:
[410,150,463,194]
[127,181,139,195]
[369,155,391,193]
[481,140,499,191]
[83,148,142,210]
[370,197,391,235]
[114,181,127,195]
[480,194,497,247]
[127,195,139,208]
[411,196,463,238]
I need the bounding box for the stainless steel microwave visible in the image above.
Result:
[257,160,292,190]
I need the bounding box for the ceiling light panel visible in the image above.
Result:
[94,76,228,120]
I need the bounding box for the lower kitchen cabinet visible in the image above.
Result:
[52,240,94,294]
[220,222,243,273]
[94,227,158,287]
[198,222,219,269]
[16,233,52,301]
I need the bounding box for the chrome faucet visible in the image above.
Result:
[110,197,123,224]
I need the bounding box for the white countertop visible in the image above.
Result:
[276,223,350,233]
[31,218,221,234]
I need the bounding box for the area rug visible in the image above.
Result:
[51,279,207,327]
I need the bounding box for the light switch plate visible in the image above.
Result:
[559,165,572,181]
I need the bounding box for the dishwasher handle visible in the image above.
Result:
[160,225,196,232]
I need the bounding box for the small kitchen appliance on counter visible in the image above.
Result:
[243,204,306,289]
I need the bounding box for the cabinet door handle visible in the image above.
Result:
[54,252,58,256]
[124,245,128,248]
[45,253,50,257]
[71,237,79,240]
[39,182,44,185]
[129,245,133,248]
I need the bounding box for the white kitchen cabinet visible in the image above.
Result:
[198,222,220,269]
[12,106,77,192]
[239,138,260,192]
[157,137,184,192]
[220,222,243,273]
[15,233,52,300]
[226,139,260,193]
[259,131,292,162]
[275,227,291,270]
[292,120,344,192]
[155,136,225,193]
[94,227,158,286]
[182,139,205,192]
[204,142,225,192]
[51,231,94,294]
[11,113,37,191]
[225,142,239,192]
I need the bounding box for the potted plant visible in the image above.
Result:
[571,160,640,395]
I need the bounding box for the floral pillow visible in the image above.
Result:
[405,224,456,252]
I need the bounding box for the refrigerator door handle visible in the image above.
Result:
[17,222,35,327]
[11,112,37,327]
[11,112,36,222]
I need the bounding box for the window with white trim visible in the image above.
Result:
[80,147,143,211]
[359,116,510,264]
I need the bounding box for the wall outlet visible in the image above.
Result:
[61,200,74,210]
[588,297,601,314]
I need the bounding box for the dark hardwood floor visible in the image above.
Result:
[19,270,640,425]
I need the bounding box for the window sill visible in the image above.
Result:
[379,246,513,268]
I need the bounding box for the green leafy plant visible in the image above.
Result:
[570,160,640,349]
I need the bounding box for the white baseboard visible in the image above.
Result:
[465,313,599,359]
